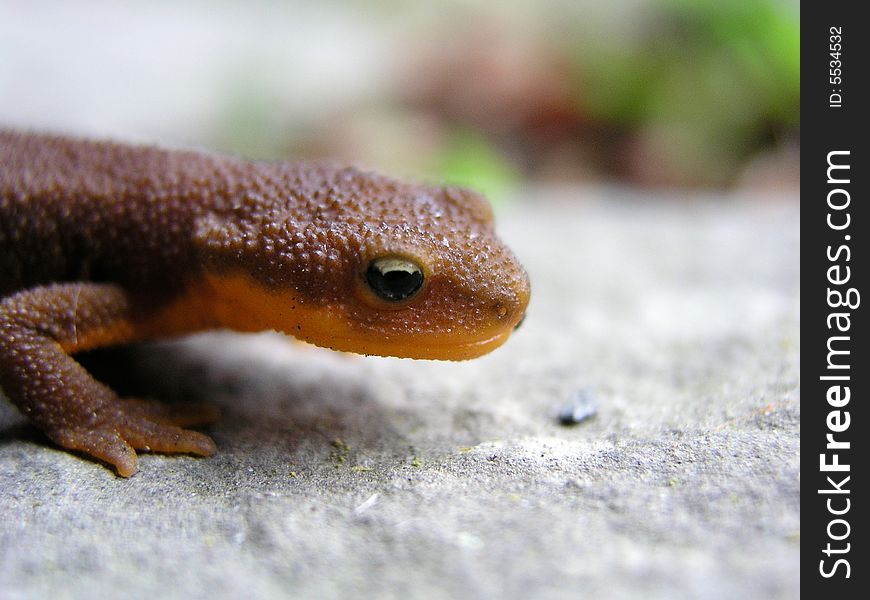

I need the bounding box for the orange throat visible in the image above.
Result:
[194,272,518,360]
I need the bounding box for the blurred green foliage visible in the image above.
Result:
[437,128,519,203]
[568,0,799,184]
[214,0,800,189]
[426,0,800,187]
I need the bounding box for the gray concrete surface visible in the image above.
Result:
[0,187,800,600]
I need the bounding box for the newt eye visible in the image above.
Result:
[365,257,424,302]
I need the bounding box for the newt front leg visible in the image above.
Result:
[0,283,217,476]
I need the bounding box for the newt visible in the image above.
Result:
[0,130,529,476]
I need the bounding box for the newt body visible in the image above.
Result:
[0,131,529,475]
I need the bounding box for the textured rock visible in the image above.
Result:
[0,187,799,599]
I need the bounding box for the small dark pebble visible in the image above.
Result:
[558,389,598,425]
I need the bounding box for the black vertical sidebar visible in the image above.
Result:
[803,4,866,597]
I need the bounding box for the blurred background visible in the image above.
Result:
[0,0,799,198]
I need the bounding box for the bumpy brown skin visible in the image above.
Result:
[0,130,529,476]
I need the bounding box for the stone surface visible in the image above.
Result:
[0,187,800,599]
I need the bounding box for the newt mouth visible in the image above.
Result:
[351,327,516,361]
[288,324,516,361]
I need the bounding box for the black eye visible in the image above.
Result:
[365,257,424,302]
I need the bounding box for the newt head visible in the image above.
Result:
[193,163,530,360]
